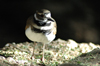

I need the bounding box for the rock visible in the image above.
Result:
[58,63,83,66]
[67,39,78,49]
[6,57,16,64]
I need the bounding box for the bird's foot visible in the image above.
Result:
[31,55,35,61]
[41,56,45,63]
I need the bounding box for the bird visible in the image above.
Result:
[25,9,57,62]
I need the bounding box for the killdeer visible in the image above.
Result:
[25,9,57,62]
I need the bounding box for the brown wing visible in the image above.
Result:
[25,16,34,30]
[51,19,57,35]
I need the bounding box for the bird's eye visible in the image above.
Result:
[40,14,44,17]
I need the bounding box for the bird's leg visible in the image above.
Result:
[31,42,37,60]
[41,43,45,62]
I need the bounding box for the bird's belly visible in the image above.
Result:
[25,26,55,44]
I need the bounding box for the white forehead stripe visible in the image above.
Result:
[34,14,38,20]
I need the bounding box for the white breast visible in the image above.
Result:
[25,26,55,44]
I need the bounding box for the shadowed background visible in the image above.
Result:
[0,0,100,47]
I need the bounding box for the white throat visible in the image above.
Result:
[45,13,51,18]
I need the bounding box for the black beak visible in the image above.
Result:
[47,18,54,22]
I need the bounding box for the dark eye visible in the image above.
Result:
[40,14,44,17]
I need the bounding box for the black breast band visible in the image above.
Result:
[32,27,51,35]
[33,18,51,26]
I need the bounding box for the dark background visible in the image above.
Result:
[0,0,100,48]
